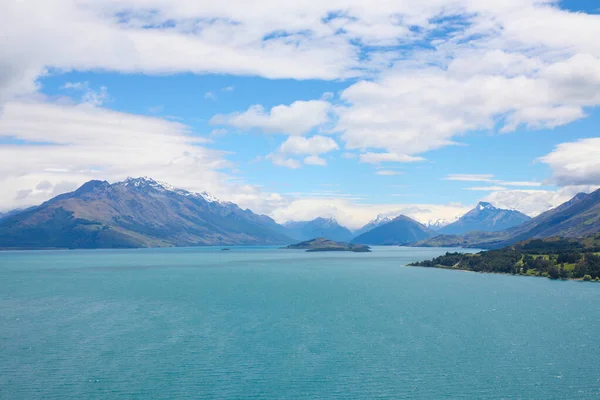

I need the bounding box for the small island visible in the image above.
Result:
[285,238,371,253]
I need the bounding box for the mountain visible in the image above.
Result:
[353,215,394,237]
[351,215,435,245]
[0,207,36,221]
[438,202,531,235]
[499,191,598,243]
[424,218,455,230]
[415,190,600,249]
[284,217,353,242]
[0,177,293,249]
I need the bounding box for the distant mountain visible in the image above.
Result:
[351,215,434,245]
[424,218,455,230]
[415,190,600,249]
[284,217,353,242]
[439,202,530,235]
[353,215,394,237]
[0,177,292,249]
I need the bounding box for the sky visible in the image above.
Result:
[1,0,599,229]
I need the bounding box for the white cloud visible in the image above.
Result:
[211,100,332,136]
[0,99,234,210]
[445,174,495,182]
[204,91,216,100]
[304,156,327,166]
[359,152,424,164]
[266,135,339,168]
[60,81,109,106]
[221,85,235,92]
[539,138,600,186]
[277,135,338,155]
[445,174,542,187]
[266,154,302,169]
[376,170,402,176]
[465,186,508,191]
[482,186,599,216]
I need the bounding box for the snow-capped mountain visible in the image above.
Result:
[119,177,221,203]
[0,177,292,248]
[439,202,531,235]
[353,214,395,237]
[423,217,456,230]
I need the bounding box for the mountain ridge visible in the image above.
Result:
[415,190,600,249]
[438,201,531,235]
[0,177,292,249]
[352,215,434,245]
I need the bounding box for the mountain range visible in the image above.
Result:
[417,190,600,249]
[438,202,530,235]
[1,177,599,250]
[0,177,292,249]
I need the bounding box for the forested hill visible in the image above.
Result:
[409,235,600,281]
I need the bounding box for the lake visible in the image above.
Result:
[1,246,599,399]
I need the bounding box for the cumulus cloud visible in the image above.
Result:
[266,135,339,168]
[304,156,327,166]
[211,100,332,136]
[539,138,600,186]
[0,99,233,209]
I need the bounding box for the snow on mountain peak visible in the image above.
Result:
[120,177,221,203]
[476,201,496,211]
[372,214,393,225]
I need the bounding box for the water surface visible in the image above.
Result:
[1,246,599,399]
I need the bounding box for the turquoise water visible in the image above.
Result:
[1,246,599,399]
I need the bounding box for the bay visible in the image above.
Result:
[1,246,599,399]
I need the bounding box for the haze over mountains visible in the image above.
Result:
[284,218,353,242]
[0,177,599,250]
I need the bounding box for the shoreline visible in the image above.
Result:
[406,264,600,282]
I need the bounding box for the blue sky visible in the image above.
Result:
[1,0,599,228]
